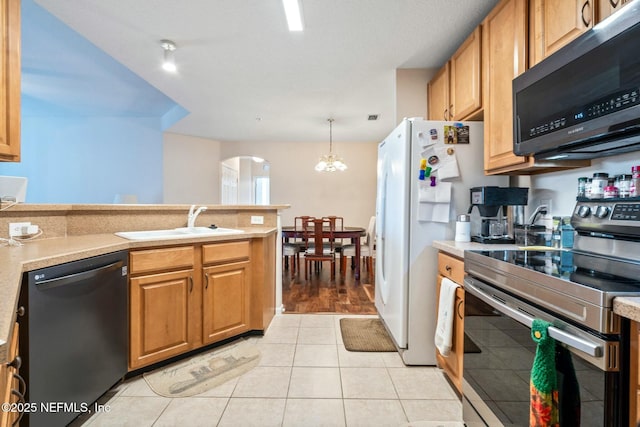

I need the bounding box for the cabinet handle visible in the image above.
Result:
[609,0,619,7]
[205,273,209,290]
[457,299,464,320]
[189,275,194,293]
[443,108,448,121]
[13,372,26,396]
[445,265,452,273]
[581,1,591,27]
[16,306,25,317]
[449,104,454,119]
[7,355,21,370]
[10,387,25,426]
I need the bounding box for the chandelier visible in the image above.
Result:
[315,118,347,172]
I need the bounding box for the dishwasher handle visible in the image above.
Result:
[35,261,125,290]
[465,280,603,358]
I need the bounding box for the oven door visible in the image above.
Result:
[462,276,627,427]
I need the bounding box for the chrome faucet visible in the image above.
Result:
[187,205,207,228]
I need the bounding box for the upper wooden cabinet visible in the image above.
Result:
[529,0,595,67]
[449,27,483,120]
[598,0,632,21]
[483,0,529,173]
[427,28,482,121]
[427,64,450,121]
[0,0,20,162]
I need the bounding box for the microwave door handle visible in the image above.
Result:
[465,281,603,357]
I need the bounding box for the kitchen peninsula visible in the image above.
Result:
[0,203,286,365]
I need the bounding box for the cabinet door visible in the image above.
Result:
[0,0,21,162]
[435,275,465,395]
[483,0,530,173]
[530,0,594,66]
[598,0,631,21]
[450,27,482,120]
[129,269,195,369]
[0,323,19,427]
[427,63,450,121]
[202,261,251,344]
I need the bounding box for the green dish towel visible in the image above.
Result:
[530,319,559,427]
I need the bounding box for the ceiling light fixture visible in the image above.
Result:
[315,118,347,172]
[282,0,304,31]
[160,39,177,72]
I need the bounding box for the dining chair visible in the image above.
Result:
[341,215,376,277]
[282,216,315,277]
[303,217,337,280]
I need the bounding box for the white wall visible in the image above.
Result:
[395,68,436,123]
[512,151,639,221]
[220,140,378,230]
[163,133,221,204]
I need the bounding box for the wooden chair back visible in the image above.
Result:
[304,217,335,256]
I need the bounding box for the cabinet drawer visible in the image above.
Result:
[438,252,465,285]
[130,246,194,274]
[203,240,250,265]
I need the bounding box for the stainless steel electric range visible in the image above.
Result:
[462,198,640,426]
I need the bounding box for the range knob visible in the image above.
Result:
[577,205,591,218]
[594,205,611,219]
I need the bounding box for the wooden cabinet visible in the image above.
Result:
[598,0,632,21]
[427,28,482,121]
[129,246,196,369]
[529,0,594,67]
[449,27,483,120]
[435,252,465,395]
[427,64,450,121]
[483,0,529,174]
[127,237,275,371]
[1,323,20,427]
[0,0,21,162]
[630,320,640,427]
[202,241,251,344]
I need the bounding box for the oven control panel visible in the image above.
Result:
[572,200,640,236]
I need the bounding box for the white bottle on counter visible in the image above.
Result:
[455,214,471,242]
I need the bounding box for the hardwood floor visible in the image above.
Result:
[282,256,377,314]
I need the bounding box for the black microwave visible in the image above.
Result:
[513,2,640,160]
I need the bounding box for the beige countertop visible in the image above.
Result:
[0,227,277,362]
[432,240,518,258]
[614,297,640,323]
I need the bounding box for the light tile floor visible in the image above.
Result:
[80,314,464,427]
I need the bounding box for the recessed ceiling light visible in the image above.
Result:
[282,0,304,32]
[368,114,379,121]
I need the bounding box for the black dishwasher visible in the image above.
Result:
[19,250,128,427]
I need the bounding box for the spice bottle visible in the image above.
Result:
[577,177,587,198]
[591,173,608,199]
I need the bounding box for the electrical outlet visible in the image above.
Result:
[9,222,31,237]
[540,199,552,218]
[250,215,264,225]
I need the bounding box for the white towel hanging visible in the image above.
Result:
[434,277,460,356]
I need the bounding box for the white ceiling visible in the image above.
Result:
[33,0,498,144]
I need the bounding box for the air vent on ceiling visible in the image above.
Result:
[368,114,379,121]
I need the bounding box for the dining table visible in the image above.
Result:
[281,225,367,280]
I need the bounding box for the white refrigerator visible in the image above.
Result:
[375,118,505,365]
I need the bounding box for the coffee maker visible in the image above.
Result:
[468,186,528,243]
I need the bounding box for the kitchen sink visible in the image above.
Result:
[115,226,244,240]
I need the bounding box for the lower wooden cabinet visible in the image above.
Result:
[128,236,274,371]
[436,252,465,395]
[203,261,250,344]
[1,323,20,427]
[129,269,195,369]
